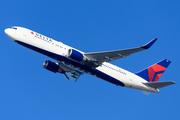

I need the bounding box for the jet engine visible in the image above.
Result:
[43,60,63,73]
[68,49,89,61]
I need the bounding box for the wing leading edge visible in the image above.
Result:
[85,38,157,64]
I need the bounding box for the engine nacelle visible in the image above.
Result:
[43,60,62,73]
[68,49,88,61]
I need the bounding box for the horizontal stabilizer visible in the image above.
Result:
[143,81,176,89]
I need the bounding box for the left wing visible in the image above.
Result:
[85,38,157,65]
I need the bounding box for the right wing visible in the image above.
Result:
[85,38,157,66]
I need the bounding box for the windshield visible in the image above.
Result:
[11,27,17,30]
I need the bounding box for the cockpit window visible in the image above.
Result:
[11,27,17,30]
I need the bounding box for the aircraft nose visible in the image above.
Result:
[4,28,10,35]
[4,28,16,41]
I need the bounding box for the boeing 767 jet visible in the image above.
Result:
[5,27,176,95]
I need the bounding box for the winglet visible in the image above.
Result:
[141,38,157,49]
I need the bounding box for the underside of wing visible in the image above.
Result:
[85,38,157,64]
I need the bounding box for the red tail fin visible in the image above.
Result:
[136,59,171,82]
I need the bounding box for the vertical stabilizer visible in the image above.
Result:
[136,59,171,82]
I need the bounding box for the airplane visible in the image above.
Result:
[4,26,176,95]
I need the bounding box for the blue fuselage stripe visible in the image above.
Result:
[15,40,125,87]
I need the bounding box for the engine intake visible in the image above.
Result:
[43,60,62,73]
[68,49,88,61]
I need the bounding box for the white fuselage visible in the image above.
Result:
[5,27,159,93]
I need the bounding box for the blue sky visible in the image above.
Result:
[1,0,180,120]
